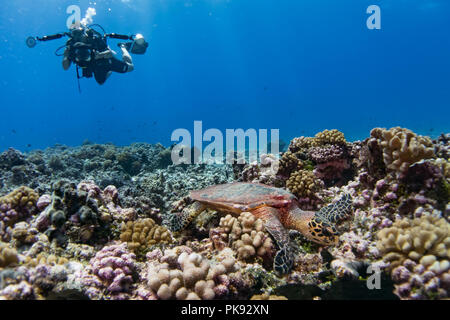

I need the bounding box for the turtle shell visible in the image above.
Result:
[190,182,296,214]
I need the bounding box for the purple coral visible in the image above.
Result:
[308,144,350,182]
[83,243,138,296]
[309,145,346,164]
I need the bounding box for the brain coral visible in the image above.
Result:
[286,170,323,198]
[120,218,172,252]
[370,127,435,175]
[377,216,449,270]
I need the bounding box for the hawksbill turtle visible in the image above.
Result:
[167,182,353,275]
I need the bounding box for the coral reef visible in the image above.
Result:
[0,126,448,300]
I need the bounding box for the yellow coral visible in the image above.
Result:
[371,127,435,175]
[120,218,172,251]
[286,170,322,198]
[377,216,450,269]
[250,293,288,300]
[25,253,69,267]
[0,186,39,220]
[0,242,19,268]
[315,129,346,145]
[288,136,317,153]
[278,151,303,176]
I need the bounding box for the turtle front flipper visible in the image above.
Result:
[317,193,353,223]
[165,201,206,232]
[252,207,294,275]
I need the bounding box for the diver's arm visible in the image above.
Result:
[37,33,69,42]
[94,49,114,60]
[120,46,134,73]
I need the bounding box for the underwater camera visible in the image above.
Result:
[122,34,149,55]
[26,36,37,48]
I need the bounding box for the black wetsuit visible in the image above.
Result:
[67,29,129,85]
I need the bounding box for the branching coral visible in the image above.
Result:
[119,218,172,252]
[377,216,449,269]
[81,243,138,297]
[25,253,69,267]
[391,258,449,299]
[370,127,435,176]
[209,212,275,265]
[288,136,317,153]
[0,186,39,226]
[278,151,303,177]
[144,247,245,300]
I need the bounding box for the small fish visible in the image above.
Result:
[11,129,17,134]
[27,144,32,148]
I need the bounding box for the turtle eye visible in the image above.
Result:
[322,227,333,237]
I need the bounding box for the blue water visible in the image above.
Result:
[0,0,449,152]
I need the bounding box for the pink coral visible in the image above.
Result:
[82,242,138,297]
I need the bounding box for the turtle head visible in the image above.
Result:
[304,215,339,246]
[286,207,339,246]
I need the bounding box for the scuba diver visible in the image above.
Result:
[26,25,148,87]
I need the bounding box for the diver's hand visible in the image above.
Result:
[95,49,114,60]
